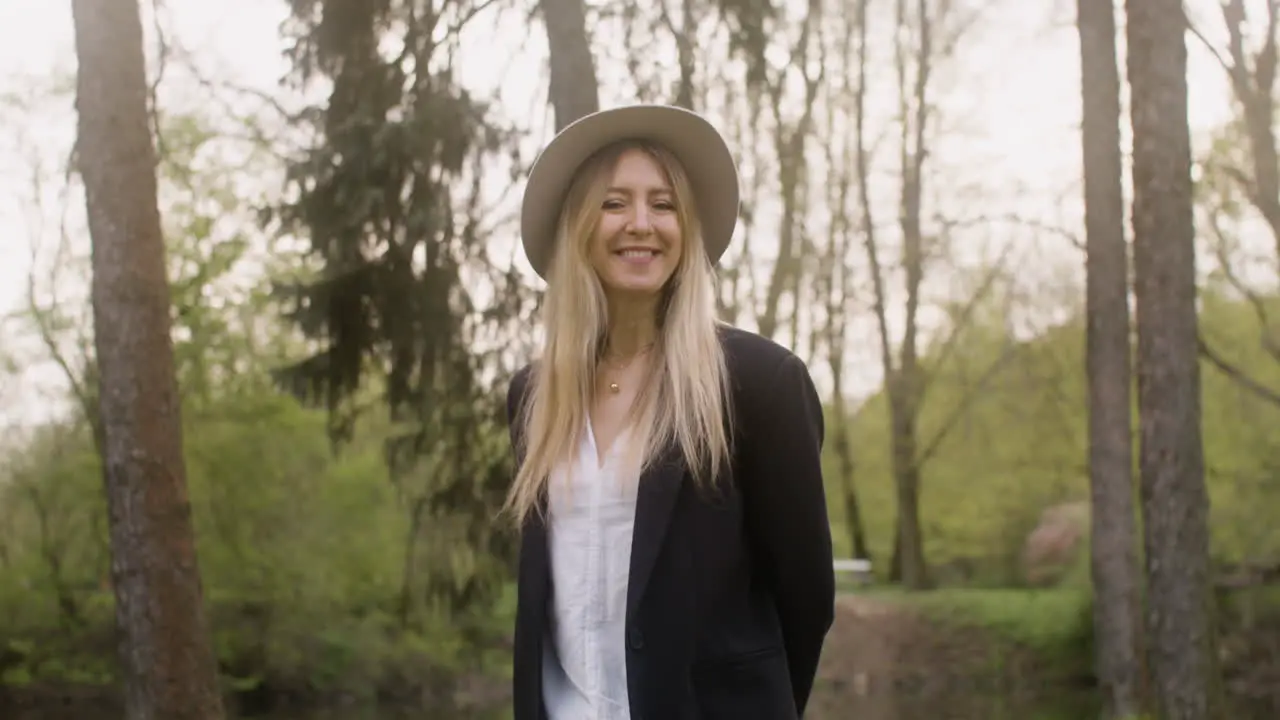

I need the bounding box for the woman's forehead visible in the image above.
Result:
[609,154,670,189]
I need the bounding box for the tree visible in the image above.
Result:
[854,0,1007,590]
[750,0,824,346]
[817,0,871,562]
[70,0,225,718]
[1075,0,1145,715]
[275,0,529,624]
[1187,0,1280,407]
[1125,0,1225,716]
[851,0,932,588]
[540,0,600,131]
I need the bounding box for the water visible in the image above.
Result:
[236,691,1098,720]
[807,690,1098,720]
[11,689,1274,719]
[243,691,1277,720]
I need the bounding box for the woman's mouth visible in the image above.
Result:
[615,248,661,264]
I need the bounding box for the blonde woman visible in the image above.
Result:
[505,104,835,720]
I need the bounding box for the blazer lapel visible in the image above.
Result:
[520,506,550,608]
[626,442,686,620]
[515,503,550,720]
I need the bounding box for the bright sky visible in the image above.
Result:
[0,0,1253,427]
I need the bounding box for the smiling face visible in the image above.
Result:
[587,148,684,301]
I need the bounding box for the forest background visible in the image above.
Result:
[1,0,1279,718]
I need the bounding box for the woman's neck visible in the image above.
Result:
[604,295,659,358]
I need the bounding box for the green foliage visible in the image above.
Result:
[269,0,533,621]
[0,386,514,697]
[826,294,1280,581]
[888,587,1092,654]
[0,88,519,702]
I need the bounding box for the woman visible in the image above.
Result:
[504,104,835,720]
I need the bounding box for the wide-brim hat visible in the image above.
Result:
[520,104,740,280]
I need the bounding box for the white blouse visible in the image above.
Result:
[541,421,639,720]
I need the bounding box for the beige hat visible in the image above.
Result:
[520,104,740,279]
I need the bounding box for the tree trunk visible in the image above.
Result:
[888,389,929,588]
[832,421,870,560]
[672,0,696,109]
[880,0,932,591]
[829,334,871,562]
[1076,0,1146,715]
[1124,0,1225,717]
[71,1,225,718]
[540,0,600,131]
[821,3,870,565]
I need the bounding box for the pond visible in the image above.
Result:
[240,690,1279,720]
[238,691,1101,720]
[9,687,1275,719]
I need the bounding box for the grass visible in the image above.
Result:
[879,587,1091,650]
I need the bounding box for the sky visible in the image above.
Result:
[0,0,1256,426]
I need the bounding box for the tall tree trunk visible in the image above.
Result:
[1125,0,1225,717]
[71,1,225,718]
[665,0,697,109]
[540,0,600,131]
[1076,0,1145,715]
[887,399,927,587]
[884,0,931,590]
[855,0,930,588]
[834,431,870,560]
[821,0,871,564]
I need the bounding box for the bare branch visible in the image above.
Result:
[918,240,1014,402]
[855,0,894,376]
[1185,17,1236,80]
[439,0,510,44]
[147,0,171,161]
[941,211,1085,252]
[1199,335,1280,407]
[1204,210,1280,363]
[917,339,1020,466]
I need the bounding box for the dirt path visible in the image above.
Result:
[805,594,929,719]
[823,596,904,679]
[805,592,1066,719]
[813,594,922,696]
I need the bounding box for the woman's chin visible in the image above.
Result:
[596,262,671,295]
[601,275,669,300]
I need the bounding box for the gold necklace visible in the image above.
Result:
[601,343,654,394]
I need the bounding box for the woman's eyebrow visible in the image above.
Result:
[605,185,673,195]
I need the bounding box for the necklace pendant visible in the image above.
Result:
[609,382,620,394]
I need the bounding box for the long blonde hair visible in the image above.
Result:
[504,140,732,526]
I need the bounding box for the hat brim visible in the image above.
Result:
[520,105,740,280]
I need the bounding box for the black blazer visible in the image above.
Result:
[505,325,836,720]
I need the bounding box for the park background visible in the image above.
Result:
[1,0,1278,718]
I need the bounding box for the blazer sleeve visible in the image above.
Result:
[741,352,836,715]
[506,365,531,461]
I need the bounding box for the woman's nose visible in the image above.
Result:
[626,207,653,234]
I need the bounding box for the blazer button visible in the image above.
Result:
[628,627,644,650]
